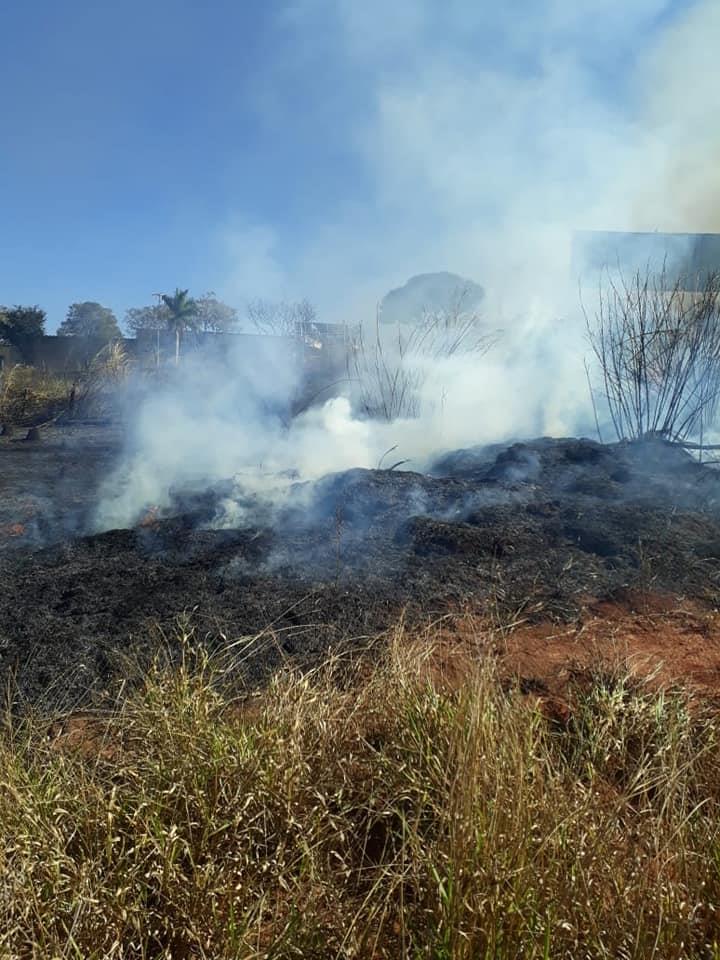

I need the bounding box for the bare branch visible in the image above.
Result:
[587,267,720,446]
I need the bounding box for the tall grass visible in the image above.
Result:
[1,627,720,957]
[0,365,70,425]
[0,345,130,427]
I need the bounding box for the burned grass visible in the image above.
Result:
[2,432,720,707]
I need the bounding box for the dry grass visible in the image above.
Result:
[71,341,129,417]
[0,365,70,425]
[2,626,720,958]
[0,346,130,427]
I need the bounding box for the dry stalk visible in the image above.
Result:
[588,266,720,446]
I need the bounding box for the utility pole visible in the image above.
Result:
[152,293,163,370]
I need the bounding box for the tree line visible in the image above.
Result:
[0,291,238,345]
[0,293,319,356]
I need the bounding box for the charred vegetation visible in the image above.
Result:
[1,427,720,708]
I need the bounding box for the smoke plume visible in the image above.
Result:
[97,0,720,530]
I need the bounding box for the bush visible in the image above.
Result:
[0,343,130,427]
[0,364,70,425]
[350,308,495,422]
[588,268,720,445]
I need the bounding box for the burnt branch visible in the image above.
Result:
[350,304,498,422]
[588,267,720,445]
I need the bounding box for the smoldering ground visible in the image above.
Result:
[3,0,720,706]
[92,304,597,535]
[4,431,720,709]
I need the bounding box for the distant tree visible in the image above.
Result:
[124,293,236,338]
[246,298,317,338]
[161,288,198,365]
[194,292,239,333]
[124,303,170,336]
[58,302,121,342]
[0,305,46,356]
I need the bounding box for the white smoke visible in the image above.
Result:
[225,0,720,316]
[95,308,589,529]
[97,0,720,530]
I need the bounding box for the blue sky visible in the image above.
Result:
[0,0,707,330]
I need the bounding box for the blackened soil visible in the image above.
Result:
[0,422,124,544]
[2,433,720,707]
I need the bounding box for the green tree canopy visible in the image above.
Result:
[161,289,197,332]
[161,288,198,364]
[58,302,121,342]
[0,305,47,354]
[124,293,237,336]
[124,303,170,336]
[194,292,239,333]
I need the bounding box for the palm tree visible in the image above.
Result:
[161,288,198,366]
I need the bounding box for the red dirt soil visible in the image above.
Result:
[49,592,720,756]
[427,592,720,703]
[503,592,720,697]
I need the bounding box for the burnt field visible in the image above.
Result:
[2,424,720,707]
[0,422,125,544]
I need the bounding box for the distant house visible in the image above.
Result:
[0,342,23,373]
[0,328,352,410]
[30,336,136,370]
[132,327,352,410]
[0,323,352,409]
[0,335,139,377]
[134,325,352,371]
[573,231,720,291]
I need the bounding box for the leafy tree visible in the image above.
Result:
[0,305,46,357]
[125,293,237,338]
[161,288,198,365]
[58,302,121,342]
[124,303,170,336]
[194,292,238,333]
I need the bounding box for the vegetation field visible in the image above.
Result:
[3,621,720,959]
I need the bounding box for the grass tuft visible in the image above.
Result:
[0,365,70,425]
[1,627,720,957]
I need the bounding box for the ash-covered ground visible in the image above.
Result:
[0,423,125,544]
[2,424,720,707]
